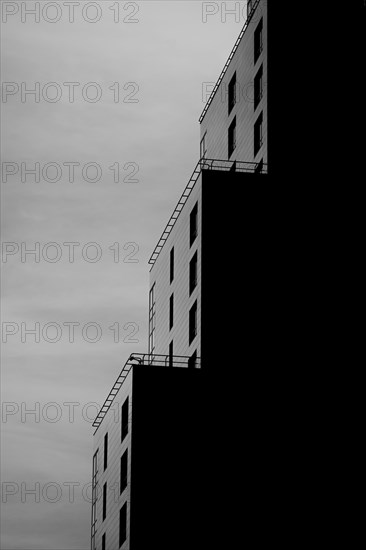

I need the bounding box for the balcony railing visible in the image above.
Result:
[93,353,201,431]
[148,157,268,268]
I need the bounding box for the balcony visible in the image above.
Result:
[93,353,201,431]
[148,157,268,268]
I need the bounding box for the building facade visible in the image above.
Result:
[91,2,268,548]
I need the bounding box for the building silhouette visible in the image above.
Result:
[91,2,268,548]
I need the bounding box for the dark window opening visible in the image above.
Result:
[188,350,197,369]
[102,482,107,521]
[148,284,156,355]
[119,502,127,547]
[228,72,237,115]
[103,432,108,471]
[169,341,173,367]
[254,64,263,110]
[254,18,263,64]
[189,251,198,295]
[170,247,174,283]
[169,294,174,330]
[190,202,198,247]
[120,449,128,494]
[228,116,237,158]
[254,111,263,157]
[121,396,129,443]
[102,533,106,550]
[189,301,198,345]
[200,132,207,159]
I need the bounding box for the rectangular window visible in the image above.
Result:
[120,449,128,494]
[169,340,173,367]
[121,396,129,443]
[148,284,156,355]
[190,202,198,247]
[102,534,106,550]
[119,502,127,547]
[254,64,263,110]
[228,116,237,158]
[170,247,174,283]
[189,251,198,295]
[254,17,263,64]
[254,111,263,157]
[200,132,207,159]
[169,293,174,330]
[189,300,198,345]
[228,72,237,115]
[103,432,108,471]
[91,450,99,546]
[188,350,197,369]
[102,482,107,521]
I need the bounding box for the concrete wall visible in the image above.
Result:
[200,0,267,163]
[92,370,133,550]
[149,173,202,359]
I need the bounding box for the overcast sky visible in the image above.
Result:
[1,1,248,548]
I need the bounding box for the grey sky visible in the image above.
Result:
[1,1,248,548]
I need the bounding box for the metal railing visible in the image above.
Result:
[199,0,261,124]
[148,157,267,268]
[93,353,201,431]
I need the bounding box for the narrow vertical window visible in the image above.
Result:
[200,132,207,159]
[189,300,198,345]
[120,449,128,494]
[91,449,98,547]
[103,432,108,471]
[169,293,174,330]
[254,111,263,157]
[148,284,156,355]
[254,17,263,64]
[190,202,198,247]
[228,71,237,115]
[189,251,198,295]
[121,396,129,443]
[228,116,237,158]
[254,64,263,110]
[188,350,197,369]
[102,482,107,521]
[169,341,173,367]
[170,247,174,283]
[119,502,127,547]
[102,533,106,550]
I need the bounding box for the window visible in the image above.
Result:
[169,340,173,367]
[102,534,106,550]
[169,294,174,330]
[121,396,129,443]
[254,111,263,157]
[189,300,198,345]
[200,132,207,159]
[148,284,156,355]
[255,159,264,173]
[254,64,263,110]
[254,17,263,64]
[103,433,108,471]
[189,251,198,295]
[188,350,197,369]
[228,72,237,115]
[119,502,127,547]
[190,202,198,247]
[91,450,99,547]
[170,247,174,283]
[120,449,128,494]
[228,116,236,158]
[102,482,107,521]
